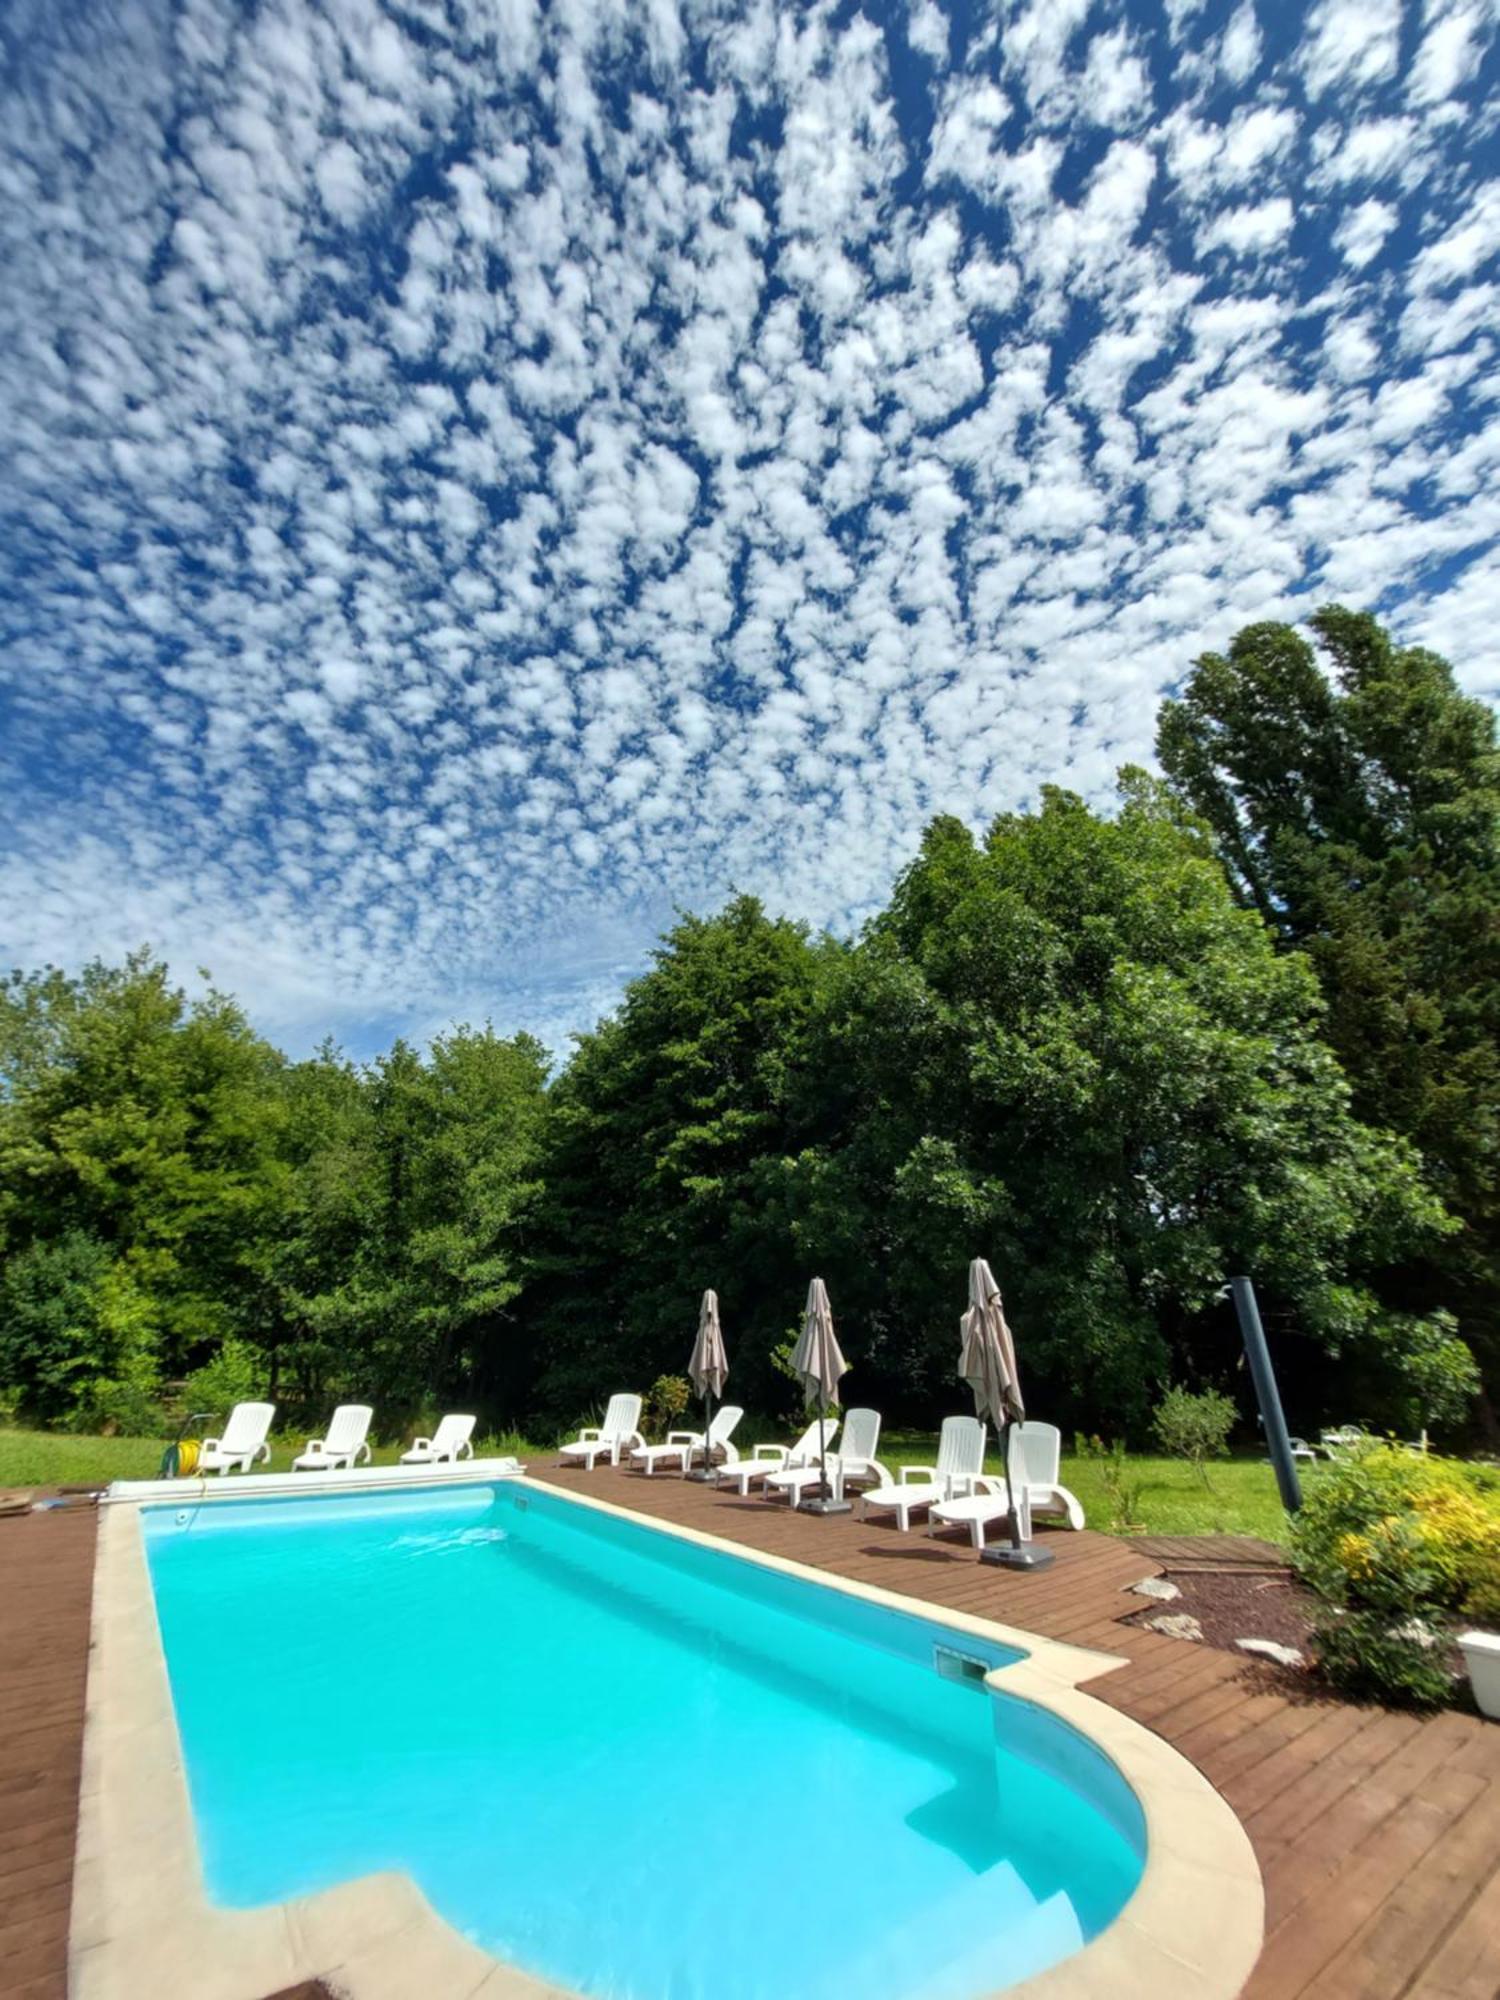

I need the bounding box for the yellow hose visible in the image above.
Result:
[177,1439,201,1477]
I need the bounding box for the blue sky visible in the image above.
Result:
[2,0,1497,1058]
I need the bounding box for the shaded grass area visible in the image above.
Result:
[2,1423,1301,1541]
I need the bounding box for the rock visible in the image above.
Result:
[1236,1637,1304,1668]
[1392,1618,1444,1650]
[1129,1575,1182,1602]
[1147,1612,1204,1642]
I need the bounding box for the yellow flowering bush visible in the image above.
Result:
[1290,1446,1500,1706]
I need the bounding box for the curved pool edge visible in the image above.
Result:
[71,1477,1263,2000]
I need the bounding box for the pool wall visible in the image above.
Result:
[72,1473,1264,2000]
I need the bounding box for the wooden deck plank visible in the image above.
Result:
[0,1504,95,2000]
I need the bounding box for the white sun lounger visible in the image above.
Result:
[632,1404,743,1477]
[928,1422,1087,1545]
[293,1404,374,1472]
[559,1394,645,1469]
[716,1417,839,1496]
[197,1402,275,1475]
[766,1407,887,1506]
[400,1413,476,1464]
[860,1415,987,1531]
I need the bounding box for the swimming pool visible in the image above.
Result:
[142,1480,1146,2000]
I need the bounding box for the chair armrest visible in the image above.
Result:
[357,1441,372,1465]
[201,1436,221,1453]
[666,1431,698,1446]
[304,1437,325,1454]
[899,1464,935,1483]
[752,1444,789,1464]
[458,1439,473,1459]
[412,1437,432,1452]
[577,1427,603,1442]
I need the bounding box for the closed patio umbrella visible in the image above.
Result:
[686,1288,729,1483]
[961,1258,1052,1571]
[790,1277,851,1515]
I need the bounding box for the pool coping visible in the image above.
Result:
[72,1470,1264,2000]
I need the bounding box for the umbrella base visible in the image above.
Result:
[980,1542,1055,1570]
[800,1496,853,1515]
[685,1469,719,1483]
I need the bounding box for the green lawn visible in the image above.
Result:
[1,1422,1301,1541]
[866,1432,1300,1542]
[0,1426,549,1490]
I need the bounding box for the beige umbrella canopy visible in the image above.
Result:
[790,1278,851,1513]
[959,1258,1025,1430]
[962,1257,1052,1568]
[688,1288,729,1402]
[790,1277,849,1411]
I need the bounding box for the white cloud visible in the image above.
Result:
[1300,0,1403,96]
[1,0,1496,1055]
[1198,196,1295,255]
[1335,197,1399,267]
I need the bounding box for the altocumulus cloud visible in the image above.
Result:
[1,0,1497,1053]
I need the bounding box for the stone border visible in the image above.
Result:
[72,1474,1263,2000]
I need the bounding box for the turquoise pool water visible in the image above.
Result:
[143,1481,1144,2000]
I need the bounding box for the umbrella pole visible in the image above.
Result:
[980,1417,1054,1570]
[688,1389,717,1482]
[802,1396,850,1515]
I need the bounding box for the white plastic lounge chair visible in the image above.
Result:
[1319,1425,1370,1459]
[400,1413,476,1464]
[197,1402,275,1475]
[632,1404,743,1477]
[716,1417,839,1497]
[293,1404,374,1472]
[766,1407,887,1506]
[860,1415,988,1532]
[559,1394,645,1469]
[929,1421,1087,1546]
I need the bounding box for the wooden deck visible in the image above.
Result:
[4,1471,1498,2000]
[0,1503,97,2000]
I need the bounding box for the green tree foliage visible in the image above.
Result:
[1158,609,1500,1418]
[0,956,287,1419]
[771,784,1464,1432]
[254,1029,549,1421]
[524,898,828,1422]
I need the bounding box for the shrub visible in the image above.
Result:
[1074,1434,1144,1531]
[644,1374,693,1437]
[1291,1445,1500,1707]
[1311,1609,1453,1709]
[1464,1572,1500,1629]
[182,1339,265,1424]
[1151,1384,1237,1487]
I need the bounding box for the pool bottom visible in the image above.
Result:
[74,1478,1264,2000]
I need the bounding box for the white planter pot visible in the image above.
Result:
[1459,1630,1500,1720]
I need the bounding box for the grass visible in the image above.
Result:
[874,1433,1301,1542]
[0,1426,550,1490]
[2,1421,1304,1542]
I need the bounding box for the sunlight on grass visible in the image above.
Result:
[1,1425,1300,1543]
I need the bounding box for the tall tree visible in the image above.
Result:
[773,783,1470,1435]
[1158,608,1500,1418]
[525,897,831,1424]
[0,954,286,1422]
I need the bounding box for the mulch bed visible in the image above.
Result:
[1130,1565,1321,1655]
[1122,1556,1322,1663]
